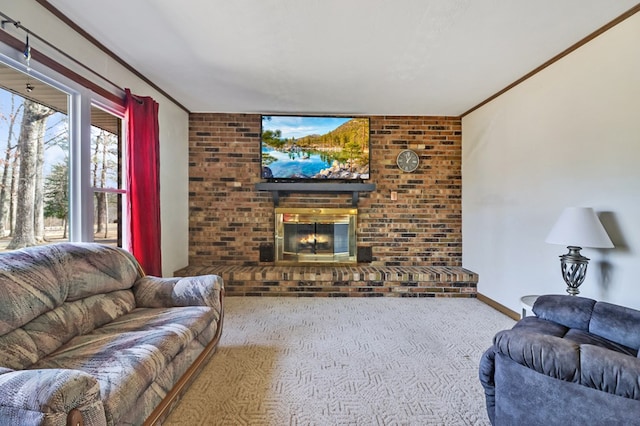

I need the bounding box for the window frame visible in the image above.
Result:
[0,40,127,246]
[90,99,127,249]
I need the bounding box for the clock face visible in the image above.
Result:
[396,149,419,172]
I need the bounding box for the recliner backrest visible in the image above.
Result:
[533,294,596,330]
[590,301,640,353]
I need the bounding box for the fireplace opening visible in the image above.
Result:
[275,208,357,264]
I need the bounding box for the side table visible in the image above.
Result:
[520,295,539,319]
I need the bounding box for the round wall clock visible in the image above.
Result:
[396,149,419,172]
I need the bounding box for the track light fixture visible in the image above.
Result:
[24,33,31,66]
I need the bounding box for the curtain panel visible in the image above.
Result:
[125,89,162,276]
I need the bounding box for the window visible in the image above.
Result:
[91,105,125,248]
[0,48,126,252]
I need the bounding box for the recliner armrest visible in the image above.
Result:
[494,329,640,401]
[494,329,580,382]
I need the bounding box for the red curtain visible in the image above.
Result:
[125,89,162,276]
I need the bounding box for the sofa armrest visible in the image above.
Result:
[478,347,497,425]
[133,275,224,311]
[494,329,580,382]
[0,368,106,425]
[494,329,640,400]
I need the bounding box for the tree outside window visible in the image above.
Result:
[0,84,123,251]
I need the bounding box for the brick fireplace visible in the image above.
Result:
[181,113,476,296]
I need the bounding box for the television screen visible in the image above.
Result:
[261,115,370,181]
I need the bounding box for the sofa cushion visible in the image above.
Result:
[590,302,640,353]
[580,345,640,399]
[62,243,141,302]
[564,329,636,357]
[31,305,218,425]
[533,294,596,331]
[0,243,141,339]
[0,289,137,370]
[512,315,569,337]
[0,246,69,336]
[0,328,40,369]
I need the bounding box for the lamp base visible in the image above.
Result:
[559,246,589,296]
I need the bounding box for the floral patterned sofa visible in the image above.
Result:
[0,243,224,425]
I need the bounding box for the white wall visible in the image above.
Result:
[462,12,640,311]
[4,1,189,276]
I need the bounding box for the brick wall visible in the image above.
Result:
[188,113,462,267]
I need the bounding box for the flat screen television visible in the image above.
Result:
[261,115,370,181]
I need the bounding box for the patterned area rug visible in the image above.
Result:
[164,297,515,425]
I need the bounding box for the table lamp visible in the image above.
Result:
[545,207,613,295]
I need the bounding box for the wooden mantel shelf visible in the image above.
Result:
[255,182,376,206]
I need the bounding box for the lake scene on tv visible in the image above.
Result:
[261,116,370,180]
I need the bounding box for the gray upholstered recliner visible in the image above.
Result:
[479,294,640,426]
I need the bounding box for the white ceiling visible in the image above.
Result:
[47,0,639,115]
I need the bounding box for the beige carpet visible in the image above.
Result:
[164,297,515,425]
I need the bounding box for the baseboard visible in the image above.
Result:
[477,293,519,320]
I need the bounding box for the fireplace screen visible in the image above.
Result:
[275,208,357,264]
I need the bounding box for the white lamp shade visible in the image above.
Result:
[545,207,614,248]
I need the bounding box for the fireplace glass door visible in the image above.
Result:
[275,208,357,264]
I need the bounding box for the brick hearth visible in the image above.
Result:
[174,264,478,297]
